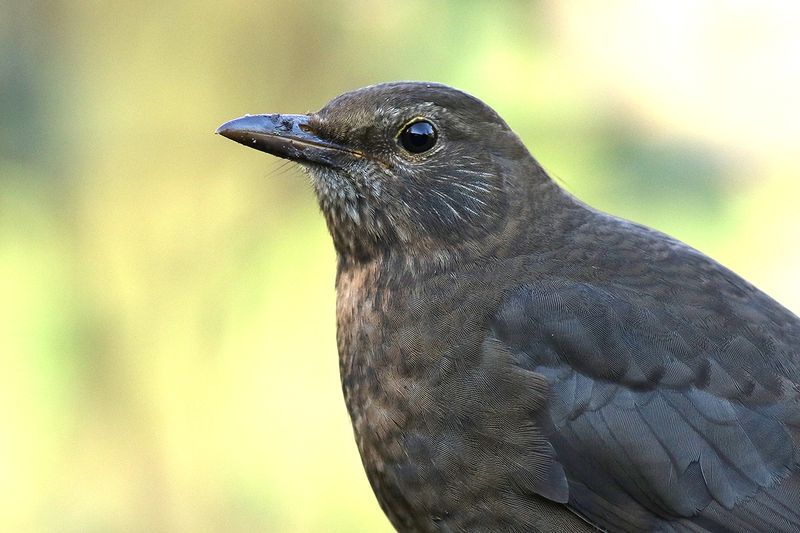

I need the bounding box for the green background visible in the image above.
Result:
[2,2,799,531]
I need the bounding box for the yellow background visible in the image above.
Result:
[1,2,799,531]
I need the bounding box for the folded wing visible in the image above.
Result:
[491,280,800,531]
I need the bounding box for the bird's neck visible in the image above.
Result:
[335,172,585,284]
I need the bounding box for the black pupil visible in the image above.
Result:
[399,120,437,153]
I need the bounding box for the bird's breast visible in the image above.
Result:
[333,260,586,531]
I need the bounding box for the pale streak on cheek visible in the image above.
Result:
[370,178,382,198]
[345,204,362,225]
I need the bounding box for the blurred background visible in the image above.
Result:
[2,1,799,531]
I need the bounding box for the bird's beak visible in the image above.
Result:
[216,114,361,167]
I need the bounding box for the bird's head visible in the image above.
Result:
[217,82,548,264]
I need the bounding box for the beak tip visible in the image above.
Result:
[215,121,234,138]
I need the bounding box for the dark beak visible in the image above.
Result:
[216,114,361,167]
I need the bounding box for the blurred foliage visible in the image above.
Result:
[1,1,798,531]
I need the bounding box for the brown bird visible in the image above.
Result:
[217,82,800,532]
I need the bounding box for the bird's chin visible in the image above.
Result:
[300,162,351,194]
[300,165,360,220]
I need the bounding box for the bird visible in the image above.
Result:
[216,82,800,532]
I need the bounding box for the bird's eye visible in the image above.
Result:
[398,120,437,154]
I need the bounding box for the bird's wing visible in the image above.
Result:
[490,279,800,532]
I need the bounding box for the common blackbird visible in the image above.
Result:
[217,82,800,532]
